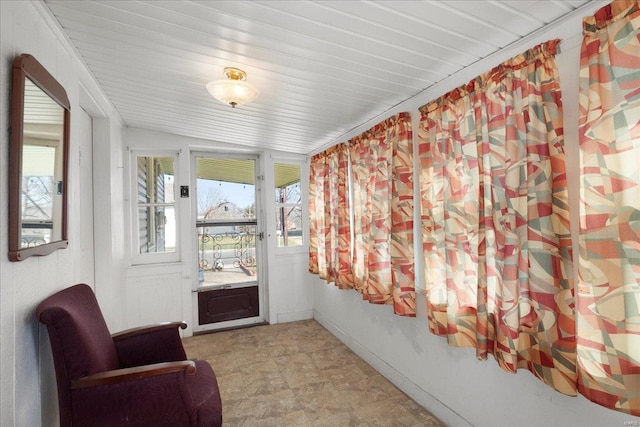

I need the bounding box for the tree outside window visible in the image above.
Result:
[274,163,303,247]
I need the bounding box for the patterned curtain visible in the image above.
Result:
[349,112,415,316]
[309,143,353,288]
[419,40,577,394]
[578,0,640,416]
[308,151,326,276]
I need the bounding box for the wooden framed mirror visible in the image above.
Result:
[9,54,70,261]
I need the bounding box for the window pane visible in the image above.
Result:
[196,158,256,222]
[275,206,303,247]
[21,174,54,226]
[137,206,175,254]
[21,145,58,245]
[196,180,256,221]
[137,156,175,204]
[274,163,301,203]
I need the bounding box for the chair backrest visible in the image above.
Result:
[36,284,120,425]
[37,283,120,377]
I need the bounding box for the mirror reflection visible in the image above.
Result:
[9,53,70,262]
[20,78,65,248]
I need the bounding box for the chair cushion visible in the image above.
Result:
[71,370,192,427]
[186,360,223,427]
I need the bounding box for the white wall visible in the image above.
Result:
[313,2,637,426]
[122,128,313,334]
[0,1,125,426]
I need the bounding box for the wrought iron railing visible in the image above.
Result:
[196,220,257,285]
[21,220,53,248]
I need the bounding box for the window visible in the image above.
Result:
[274,162,303,248]
[21,144,59,246]
[131,153,178,263]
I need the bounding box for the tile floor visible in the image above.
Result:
[182,319,445,426]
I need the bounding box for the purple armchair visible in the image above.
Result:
[36,284,222,427]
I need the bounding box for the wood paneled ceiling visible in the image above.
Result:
[44,0,594,155]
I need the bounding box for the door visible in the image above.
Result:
[192,154,264,332]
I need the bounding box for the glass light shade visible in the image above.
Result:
[206,79,260,108]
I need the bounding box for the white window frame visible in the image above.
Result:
[129,150,180,265]
[273,157,308,255]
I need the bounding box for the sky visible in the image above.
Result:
[197,179,255,210]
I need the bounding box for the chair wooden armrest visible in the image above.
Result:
[71,360,196,389]
[111,321,187,342]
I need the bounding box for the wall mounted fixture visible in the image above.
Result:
[206,67,259,108]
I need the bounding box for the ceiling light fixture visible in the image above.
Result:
[206,67,259,108]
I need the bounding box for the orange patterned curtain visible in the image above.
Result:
[578,0,640,416]
[349,112,415,316]
[309,143,353,288]
[419,40,577,394]
[308,151,325,276]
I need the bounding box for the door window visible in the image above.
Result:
[195,157,258,287]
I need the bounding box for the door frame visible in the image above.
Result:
[190,151,267,333]
[78,85,105,296]
[78,107,96,287]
